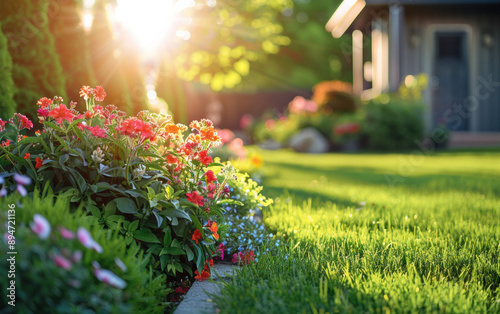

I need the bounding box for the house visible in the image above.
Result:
[326,0,500,147]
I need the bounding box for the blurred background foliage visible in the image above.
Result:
[0,0,348,121]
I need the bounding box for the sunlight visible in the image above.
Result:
[115,0,193,51]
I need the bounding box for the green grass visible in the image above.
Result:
[215,149,500,313]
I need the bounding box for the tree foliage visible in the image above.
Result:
[48,0,96,110]
[164,0,294,91]
[0,25,16,119]
[89,0,133,113]
[0,0,68,118]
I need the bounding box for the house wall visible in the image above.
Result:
[402,6,500,132]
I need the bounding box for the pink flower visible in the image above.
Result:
[240,114,253,129]
[218,243,225,260]
[94,268,127,289]
[59,227,75,239]
[54,255,72,270]
[86,125,107,138]
[30,214,51,239]
[77,227,103,253]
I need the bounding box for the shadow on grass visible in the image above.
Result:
[262,161,500,196]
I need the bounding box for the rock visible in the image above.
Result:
[289,128,329,154]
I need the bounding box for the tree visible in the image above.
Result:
[0,0,67,118]
[0,24,16,119]
[238,0,352,91]
[88,0,132,113]
[48,0,96,109]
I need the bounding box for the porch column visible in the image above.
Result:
[389,4,404,92]
[352,30,363,95]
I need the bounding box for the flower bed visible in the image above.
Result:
[0,85,273,311]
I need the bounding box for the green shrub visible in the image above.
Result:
[0,25,16,119]
[0,191,168,313]
[0,0,67,118]
[363,96,424,150]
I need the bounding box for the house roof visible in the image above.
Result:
[326,0,500,38]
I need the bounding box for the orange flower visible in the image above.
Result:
[23,153,30,159]
[48,104,74,124]
[191,229,203,244]
[1,139,12,147]
[35,130,41,136]
[208,222,219,240]
[37,97,53,109]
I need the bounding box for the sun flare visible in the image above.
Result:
[115,0,192,52]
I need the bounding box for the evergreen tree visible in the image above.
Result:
[0,24,16,119]
[48,0,96,109]
[88,0,132,113]
[0,0,67,118]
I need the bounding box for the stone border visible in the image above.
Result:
[174,264,235,314]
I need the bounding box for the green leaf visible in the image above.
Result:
[184,245,195,261]
[160,246,185,256]
[153,211,164,228]
[0,129,14,141]
[129,220,140,232]
[18,136,43,145]
[67,167,87,194]
[163,227,172,247]
[43,121,65,133]
[190,214,204,234]
[208,162,224,167]
[160,255,169,271]
[217,199,244,206]
[87,204,101,218]
[134,228,160,243]
[59,154,69,165]
[125,189,147,199]
[114,198,138,214]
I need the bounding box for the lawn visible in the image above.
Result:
[215,149,500,313]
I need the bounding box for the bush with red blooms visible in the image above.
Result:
[0,86,258,280]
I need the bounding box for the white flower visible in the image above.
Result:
[91,147,105,164]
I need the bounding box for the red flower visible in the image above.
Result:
[35,157,44,169]
[0,119,8,131]
[49,104,74,124]
[86,125,107,138]
[186,191,204,207]
[205,170,217,184]
[93,86,106,102]
[197,150,212,166]
[37,97,53,109]
[23,153,30,159]
[232,250,255,265]
[191,229,203,244]
[14,113,33,130]
[207,258,214,268]
[79,86,93,100]
[37,108,50,119]
[166,154,178,164]
[1,139,12,147]
[175,287,189,294]
[84,111,94,119]
[194,268,211,281]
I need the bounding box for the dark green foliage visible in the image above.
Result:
[0,0,67,118]
[0,25,16,119]
[88,0,132,113]
[48,0,96,109]
[363,97,424,150]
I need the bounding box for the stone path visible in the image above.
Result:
[174,264,235,314]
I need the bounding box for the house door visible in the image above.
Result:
[432,31,469,131]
